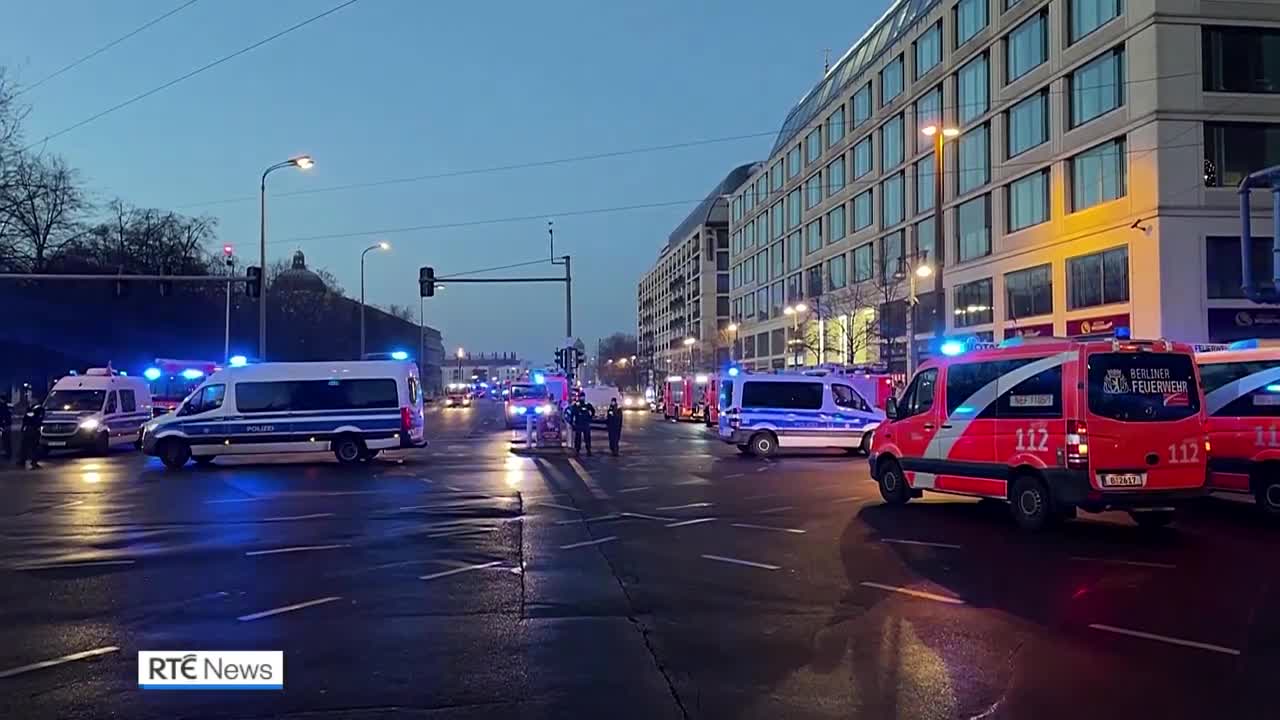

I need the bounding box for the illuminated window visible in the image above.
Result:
[953,278,993,327]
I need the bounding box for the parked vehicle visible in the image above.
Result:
[144,359,221,416]
[716,371,884,458]
[444,384,472,408]
[504,374,569,428]
[1196,339,1280,515]
[580,385,621,424]
[41,368,154,454]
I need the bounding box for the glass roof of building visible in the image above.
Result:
[667,162,761,247]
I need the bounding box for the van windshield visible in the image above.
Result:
[1087,352,1200,422]
[45,390,106,412]
[509,385,539,401]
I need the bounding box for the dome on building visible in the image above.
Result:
[272,250,328,294]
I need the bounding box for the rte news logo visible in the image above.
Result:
[138,651,284,690]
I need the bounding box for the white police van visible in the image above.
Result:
[716,370,885,458]
[41,368,154,454]
[142,360,426,469]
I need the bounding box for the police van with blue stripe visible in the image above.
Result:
[41,368,154,454]
[717,369,886,458]
[142,360,426,469]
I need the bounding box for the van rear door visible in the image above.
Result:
[1082,350,1206,492]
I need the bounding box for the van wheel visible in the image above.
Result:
[333,435,365,465]
[1130,510,1175,529]
[193,455,216,466]
[1254,472,1280,517]
[159,439,190,470]
[877,458,910,505]
[749,431,777,459]
[1011,475,1052,531]
[93,431,110,456]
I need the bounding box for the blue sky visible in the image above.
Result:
[1,0,881,363]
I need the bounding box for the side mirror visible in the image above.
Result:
[885,398,899,420]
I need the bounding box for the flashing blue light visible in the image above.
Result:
[940,340,966,357]
[118,370,127,376]
[228,355,248,367]
[1230,339,1260,350]
[1114,326,1131,340]
[1267,384,1280,393]
[390,350,410,361]
[143,367,162,381]
[480,382,489,388]
[516,406,528,414]
[181,368,205,380]
[728,367,740,377]
[955,406,975,414]
[534,372,546,384]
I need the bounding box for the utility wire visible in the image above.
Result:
[437,258,554,280]
[16,0,201,97]
[21,0,360,151]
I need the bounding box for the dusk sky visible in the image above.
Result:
[1,0,881,364]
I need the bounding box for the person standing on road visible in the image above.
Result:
[17,403,44,469]
[569,392,595,456]
[0,397,11,460]
[605,398,623,456]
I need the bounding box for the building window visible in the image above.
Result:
[881,113,904,169]
[732,264,742,289]
[881,55,904,105]
[956,0,989,47]
[828,205,847,242]
[806,128,822,165]
[756,251,769,284]
[881,231,905,282]
[756,288,769,321]
[827,156,846,195]
[744,190,755,215]
[787,232,803,271]
[1071,137,1126,211]
[828,254,847,289]
[787,189,802,229]
[957,124,989,195]
[732,230,742,256]
[914,85,942,152]
[1204,26,1280,94]
[771,282,785,317]
[915,217,937,268]
[1205,123,1280,188]
[787,146,802,179]
[806,220,823,254]
[732,298,741,319]
[1206,235,1276,298]
[957,52,989,124]
[771,201,784,239]
[853,189,874,231]
[807,264,825,298]
[1005,264,1053,319]
[770,161,783,191]
[916,154,935,213]
[771,240,784,278]
[853,136,873,178]
[1005,0,1025,9]
[1007,89,1048,158]
[1068,246,1129,309]
[743,256,755,285]
[744,292,755,319]
[787,273,803,302]
[853,83,873,127]
[732,197,743,222]
[954,278,994,326]
[805,172,823,209]
[1070,47,1123,128]
[1069,0,1121,45]
[882,172,905,228]
[754,177,766,206]
[957,194,991,262]
[1006,10,1047,83]
[1008,169,1049,232]
[915,22,942,79]
[828,106,846,147]
[853,242,874,283]
[745,221,756,249]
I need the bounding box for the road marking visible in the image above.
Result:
[743,492,781,501]
[731,523,805,534]
[0,646,120,679]
[619,512,675,522]
[444,485,467,492]
[656,502,713,510]
[754,466,770,473]
[420,560,503,581]
[48,500,85,510]
[758,506,793,514]
[244,544,350,557]
[618,486,651,493]
[833,496,865,504]
[860,582,966,605]
[559,536,618,550]
[1088,624,1240,656]
[701,554,779,571]
[725,473,745,479]
[237,596,343,622]
[567,457,610,500]
[15,559,136,571]
[882,538,963,550]
[205,496,268,504]
[1071,556,1176,569]
[537,502,580,512]
[666,517,716,528]
[555,514,623,525]
[260,513,336,522]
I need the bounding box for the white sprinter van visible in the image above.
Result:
[41,368,154,454]
[716,371,885,458]
[141,360,427,469]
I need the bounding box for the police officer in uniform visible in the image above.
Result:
[569,392,595,456]
[17,403,44,469]
[605,398,624,456]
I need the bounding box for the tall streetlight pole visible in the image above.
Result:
[727,322,739,362]
[359,241,391,359]
[683,337,696,372]
[456,347,465,383]
[921,125,957,346]
[259,155,314,361]
[784,303,809,368]
[898,256,934,378]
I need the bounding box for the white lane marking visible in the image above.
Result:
[882,538,963,550]
[743,492,781,501]
[860,581,966,605]
[656,502,713,511]
[444,485,467,492]
[619,512,675,522]
[666,517,716,528]
[731,523,806,534]
[420,560,503,581]
[555,514,623,526]
[537,502,581,512]
[260,513,336,522]
[15,559,136,571]
[754,466,770,473]
[0,646,120,679]
[1071,556,1176,569]
[1089,624,1240,656]
[618,486,651,493]
[244,544,350,557]
[758,506,793,514]
[237,596,343,622]
[205,496,268,504]
[701,554,780,571]
[567,457,609,500]
[725,473,746,479]
[48,500,85,510]
[559,536,618,550]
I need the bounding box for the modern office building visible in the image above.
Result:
[637,164,759,385]
[728,0,1280,372]
[448,351,526,385]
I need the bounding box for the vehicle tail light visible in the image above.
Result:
[1066,420,1089,469]
[726,408,741,429]
[400,406,413,432]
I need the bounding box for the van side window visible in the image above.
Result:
[998,365,1063,419]
[742,381,823,410]
[900,369,937,417]
[1200,361,1280,418]
[407,376,419,405]
[235,379,399,413]
[831,384,870,412]
[946,362,1001,416]
[119,389,137,413]
[105,391,118,414]
[944,358,1063,419]
[186,384,226,415]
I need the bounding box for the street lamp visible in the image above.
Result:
[921,124,958,344]
[896,253,935,377]
[784,304,809,368]
[258,154,314,361]
[456,347,465,382]
[359,241,391,358]
[683,337,696,372]
[727,322,739,362]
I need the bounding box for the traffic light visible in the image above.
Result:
[419,266,436,297]
[554,348,566,370]
[245,266,262,298]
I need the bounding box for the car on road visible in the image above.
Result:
[716,371,884,458]
[141,359,426,469]
[444,384,472,408]
[40,368,154,455]
[504,376,568,428]
[870,336,1208,530]
[1196,340,1280,516]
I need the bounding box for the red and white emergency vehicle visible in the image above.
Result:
[870,336,1209,531]
[663,374,713,421]
[144,358,221,416]
[505,373,570,428]
[1196,339,1280,515]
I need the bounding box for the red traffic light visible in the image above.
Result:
[222,244,234,256]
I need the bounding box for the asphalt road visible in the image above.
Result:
[0,401,1277,719]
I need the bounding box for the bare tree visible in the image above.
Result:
[0,154,88,271]
[596,332,638,388]
[383,303,415,322]
[790,270,911,369]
